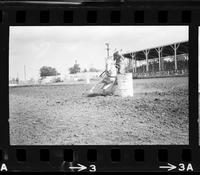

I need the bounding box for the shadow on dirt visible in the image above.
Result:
[87,92,113,97]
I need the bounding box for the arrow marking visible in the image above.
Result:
[159,163,177,171]
[69,163,87,172]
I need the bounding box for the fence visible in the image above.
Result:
[133,69,188,79]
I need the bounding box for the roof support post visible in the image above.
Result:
[170,43,180,71]
[131,53,136,74]
[135,56,137,73]
[143,49,150,73]
[155,47,163,71]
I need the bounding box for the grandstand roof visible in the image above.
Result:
[123,41,188,61]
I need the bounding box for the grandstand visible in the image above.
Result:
[123,41,188,78]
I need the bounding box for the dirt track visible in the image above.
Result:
[9,77,188,145]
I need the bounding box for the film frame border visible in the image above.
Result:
[0,1,199,172]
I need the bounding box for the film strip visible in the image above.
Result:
[0,0,199,172]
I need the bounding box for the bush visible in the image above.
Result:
[77,79,85,81]
[54,77,62,83]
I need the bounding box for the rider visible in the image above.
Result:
[89,49,125,95]
[113,49,125,74]
[102,49,126,93]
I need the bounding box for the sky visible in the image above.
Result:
[9,26,188,81]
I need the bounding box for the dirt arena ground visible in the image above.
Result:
[9,76,188,145]
[199,94,200,145]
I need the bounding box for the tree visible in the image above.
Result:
[69,62,81,74]
[39,66,60,78]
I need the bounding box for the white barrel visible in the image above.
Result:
[86,77,90,84]
[86,73,90,84]
[114,73,133,97]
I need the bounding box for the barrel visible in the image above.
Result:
[114,73,133,97]
[86,73,90,84]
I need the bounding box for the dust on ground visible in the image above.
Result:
[9,77,188,145]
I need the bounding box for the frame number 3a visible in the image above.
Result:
[0,163,8,171]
